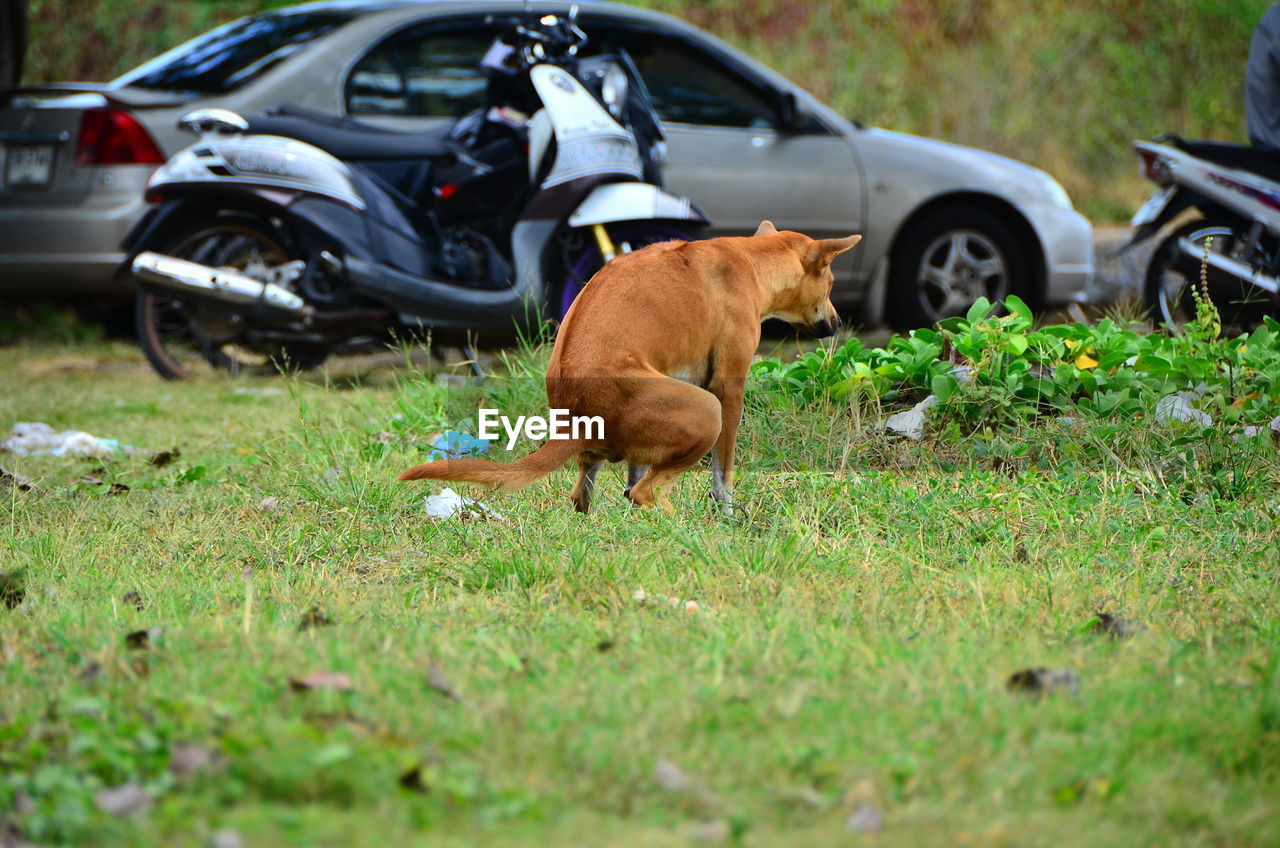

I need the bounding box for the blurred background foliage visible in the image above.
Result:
[24,0,1274,220]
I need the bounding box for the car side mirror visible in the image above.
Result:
[777,91,812,132]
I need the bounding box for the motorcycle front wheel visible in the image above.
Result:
[558,223,703,320]
[1144,219,1272,333]
[134,220,329,380]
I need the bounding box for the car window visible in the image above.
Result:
[343,16,788,130]
[113,12,351,94]
[585,28,778,129]
[346,22,497,117]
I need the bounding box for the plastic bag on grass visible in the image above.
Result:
[425,430,491,461]
[424,487,503,520]
[1,422,139,458]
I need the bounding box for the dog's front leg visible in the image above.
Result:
[709,379,745,513]
[571,456,603,514]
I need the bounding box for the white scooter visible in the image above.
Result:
[121,7,708,379]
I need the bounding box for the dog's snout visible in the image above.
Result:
[811,314,840,338]
[808,305,841,338]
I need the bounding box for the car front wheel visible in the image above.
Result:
[888,207,1026,329]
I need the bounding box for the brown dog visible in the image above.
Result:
[399,221,860,513]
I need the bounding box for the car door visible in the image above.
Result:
[585,25,865,273]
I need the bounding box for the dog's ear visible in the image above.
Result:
[754,220,778,237]
[804,234,862,269]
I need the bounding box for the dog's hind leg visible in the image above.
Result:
[623,463,648,501]
[627,467,685,514]
[570,454,604,514]
[623,385,721,513]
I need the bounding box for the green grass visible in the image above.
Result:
[22,0,1272,221]
[2,332,1278,846]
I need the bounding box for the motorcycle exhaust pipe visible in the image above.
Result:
[131,252,314,316]
[1176,238,1280,295]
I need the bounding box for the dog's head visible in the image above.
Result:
[756,220,861,338]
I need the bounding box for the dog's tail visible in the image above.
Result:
[397,439,583,492]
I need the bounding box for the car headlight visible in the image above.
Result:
[1035,169,1074,210]
[600,63,628,120]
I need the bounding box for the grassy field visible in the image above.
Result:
[22,0,1272,221]
[2,324,1278,846]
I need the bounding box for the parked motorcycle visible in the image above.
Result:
[1123,135,1280,331]
[121,8,707,379]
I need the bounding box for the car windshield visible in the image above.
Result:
[112,12,351,93]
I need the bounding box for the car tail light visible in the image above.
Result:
[76,108,166,166]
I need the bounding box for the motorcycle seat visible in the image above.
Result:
[247,104,455,162]
[1164,135,1280,186]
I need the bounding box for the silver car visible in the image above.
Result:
[0,0,1092,329]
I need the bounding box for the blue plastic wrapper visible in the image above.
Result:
[426,430,491,461]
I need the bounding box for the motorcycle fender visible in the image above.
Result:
[149,135,366,211]
[566,182,710,227]
[119,203,169,256]
[117,195,280,274]
[1113,187,1197,255]
[118,192,381,283]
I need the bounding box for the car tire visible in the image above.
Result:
[557,223,703,321]
[888,206,1027,330]
[135,219,328,380]
[0,0,26,87]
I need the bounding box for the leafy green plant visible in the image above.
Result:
[752,296,1280,433]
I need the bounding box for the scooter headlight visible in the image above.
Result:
[601,63,628,120]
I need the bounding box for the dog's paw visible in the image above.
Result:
[709,489,737,517]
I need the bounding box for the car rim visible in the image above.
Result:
[916,229,1009,319]
[145,226,289,378]
[560,225,694,320]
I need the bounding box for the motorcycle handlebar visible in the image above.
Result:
[513,24,551,43]
[484,13,586,55]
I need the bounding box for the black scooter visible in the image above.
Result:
[122,9,707,379]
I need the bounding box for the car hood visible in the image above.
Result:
[852,126,1068,207]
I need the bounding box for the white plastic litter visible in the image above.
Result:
[1154,393,1213,427]
[1241,415,1280,439]
[423,487,503,520]
[1,422,138,458]
[885,395,939,440]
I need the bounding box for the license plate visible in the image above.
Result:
[4,144,55,187]
[1130,186,1174,227]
